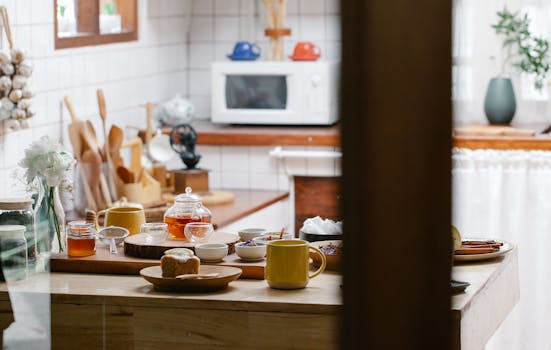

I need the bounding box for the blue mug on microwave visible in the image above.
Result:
[227,41,261,61]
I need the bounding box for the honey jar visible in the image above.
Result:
[66,221,96,257]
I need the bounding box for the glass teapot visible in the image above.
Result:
[164,187,212,239]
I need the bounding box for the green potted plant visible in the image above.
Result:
[485,8,550,124]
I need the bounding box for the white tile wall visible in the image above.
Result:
[186,0,341,119]
[0,0,190,196]
[166,145,340,192]
[0,0,341,195]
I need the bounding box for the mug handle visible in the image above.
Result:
[96,210,107,231]
[312,44,321,56]
[252,43,261,56]
[308,245,327,279]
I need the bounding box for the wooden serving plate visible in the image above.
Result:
[124,232,239,259]
[140,265,242,292]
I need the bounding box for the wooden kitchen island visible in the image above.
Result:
[0,249,518,349]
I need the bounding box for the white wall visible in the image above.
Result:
[186,0,341,119]
[0,0,341,196]
[0,0,190,196]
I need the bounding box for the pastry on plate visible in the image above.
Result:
[161,254,200,278]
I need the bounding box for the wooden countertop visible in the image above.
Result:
[69,189,289,230]
[451,249,519,349]
[453,124,551,150]
[163,121,340,147]
[0,271,342,313]
[206,189,289,228]
[0,250,518,349]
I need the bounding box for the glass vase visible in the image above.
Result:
[34,179,66,253]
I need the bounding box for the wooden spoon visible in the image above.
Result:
[108,125,124,169]
[117,166,135,184]
[82,150,105,209]
[64,96,97,211]
[97,89,118,201]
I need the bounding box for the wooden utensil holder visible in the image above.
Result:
[264,0,290,60]
[115,137,162,204]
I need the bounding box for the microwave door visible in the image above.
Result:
[220,74,301,124]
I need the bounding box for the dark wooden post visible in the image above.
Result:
[340,0,453,348]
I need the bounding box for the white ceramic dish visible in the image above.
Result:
[252,232,293,244]
[454,239,513,262]
[238,228,268,241]
[194,243,228,262]
[235,241,267,261]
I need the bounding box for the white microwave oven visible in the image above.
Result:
[211,61,340,125]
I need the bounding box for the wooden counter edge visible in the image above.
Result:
[454,135,551,151]
[197,131,340,147]
[215,191,290,228]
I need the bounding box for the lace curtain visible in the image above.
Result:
[453,148,551,349]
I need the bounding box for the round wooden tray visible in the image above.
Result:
[140,265,242,292]
[124,232,239,259]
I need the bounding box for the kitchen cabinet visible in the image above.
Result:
[293,176,340,236]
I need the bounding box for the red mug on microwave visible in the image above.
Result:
[290,42,321,61]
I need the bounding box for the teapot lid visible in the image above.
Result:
[174,187,201,203]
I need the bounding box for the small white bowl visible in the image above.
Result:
[253,232,293,244]
[238,228,268,241]
[194,243,228,262]
[235,241,267,261]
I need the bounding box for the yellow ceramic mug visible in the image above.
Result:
[96,207,145,235]
[266,239,327,289]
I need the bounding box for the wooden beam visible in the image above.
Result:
[340,0,453,348]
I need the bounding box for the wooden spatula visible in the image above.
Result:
[117,166,135,184]
[81,150,105,209]
[64,96,97,211]
[108,125,124,169]
[97,89,117,202]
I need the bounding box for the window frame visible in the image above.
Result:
[54,0,138,50]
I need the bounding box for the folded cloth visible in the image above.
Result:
[301,216,342,235]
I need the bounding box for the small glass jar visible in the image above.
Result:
[0,198,36,265]
[141,223,169,243]
[0,225,28,281]
[66,221,96,257]
[164,187,212,240]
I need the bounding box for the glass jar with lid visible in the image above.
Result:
[0,225,28,281]
[0,198,36,265]
[66,221,96,257]
[164,187,212,240]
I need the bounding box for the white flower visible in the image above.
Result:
[18,136,75,187]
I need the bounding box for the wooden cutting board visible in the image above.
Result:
[50,242,266,279]
[124,232,239,259]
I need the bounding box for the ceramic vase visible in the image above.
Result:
[484,77,516,125]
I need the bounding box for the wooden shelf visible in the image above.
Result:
[453,123,551,150]
[161,122,340,147]
[454,135,551,150]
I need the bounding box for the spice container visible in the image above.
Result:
[66,221,96,257]
[0,225,28,281]
[0,198,36,265]
[164,187,212,240]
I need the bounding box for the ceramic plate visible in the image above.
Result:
[454,239,513,262]
[140,265,242,292]
[309,240,342,271]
